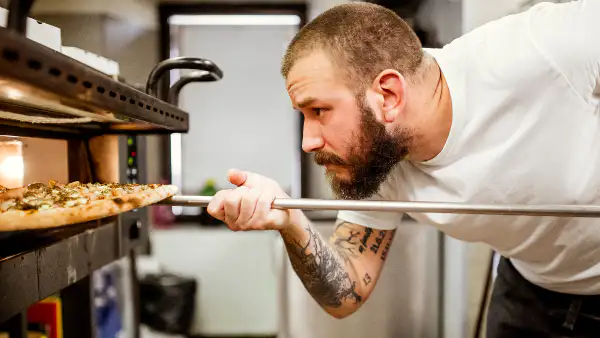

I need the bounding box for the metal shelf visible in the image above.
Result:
[0,218,135,325]
[0,27,190,138]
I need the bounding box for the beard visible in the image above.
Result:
[314,95,412,200]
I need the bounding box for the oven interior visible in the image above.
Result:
[0,1,222,336]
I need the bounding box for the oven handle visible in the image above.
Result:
[167,70,221,106]
[145,57,223,98]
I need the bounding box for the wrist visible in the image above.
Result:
[280,209,307,235]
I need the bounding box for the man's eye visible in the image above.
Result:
[314,108,324,116]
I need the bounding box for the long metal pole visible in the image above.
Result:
[160,195,600,218]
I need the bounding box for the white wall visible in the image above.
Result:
[33,0,157,29]
[149,227,282,336]
[165,19,301,336]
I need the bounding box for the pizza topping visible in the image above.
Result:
[0,180,163,212]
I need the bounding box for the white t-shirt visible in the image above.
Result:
[338,0,600,294]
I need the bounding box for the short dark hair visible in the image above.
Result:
[281,2,424,92]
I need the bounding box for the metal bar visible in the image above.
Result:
[167,70,221,106]
[0,29,189,132]
[129,250,141,338]
[7,0,35,34]
[160,195,600,218]
[145,57,224,97]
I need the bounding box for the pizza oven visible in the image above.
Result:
[0,1,222,336]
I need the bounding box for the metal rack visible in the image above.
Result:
[0,219,121,336]
[0,1,190,139]
[0,1,222,337]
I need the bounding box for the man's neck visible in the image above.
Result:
[405,55,453,162]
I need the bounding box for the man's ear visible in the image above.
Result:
[372,69,406,123]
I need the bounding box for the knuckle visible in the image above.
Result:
[248,187,261,197]
[236,186,250,193]
[224,194,239,206]
[241,192,255,204]
[259,193,274,206]
[229,221,242,230]
[233,222,247,231]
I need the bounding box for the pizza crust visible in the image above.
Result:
[0,184,178,231]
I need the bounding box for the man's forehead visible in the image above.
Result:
[286,52,336,89]
[286,52,340,105]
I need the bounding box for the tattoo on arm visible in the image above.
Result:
[370,231,386,254]
[285,227,362,308]
[283,221,395,310]
[381,230,395,260]
[333,221,373,259]
[332,222,362,263]
[363,273,372,286]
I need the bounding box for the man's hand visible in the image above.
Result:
[206,169,297,231]
[207,169,396,319]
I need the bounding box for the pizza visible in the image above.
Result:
[0,180,178,231]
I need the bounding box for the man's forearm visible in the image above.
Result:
[279,212,363,316]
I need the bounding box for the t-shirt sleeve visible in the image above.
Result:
[527,0,600,106]
[336,174,403,230]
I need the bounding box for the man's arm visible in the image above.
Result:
[206,169,397,318]
[280,214,395,318]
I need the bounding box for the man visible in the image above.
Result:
[207,1,600,336]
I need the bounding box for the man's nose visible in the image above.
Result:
[302,121,324,153]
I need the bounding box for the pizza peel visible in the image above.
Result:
[159,195,600,218]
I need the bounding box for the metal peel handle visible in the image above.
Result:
[160,195,600,218]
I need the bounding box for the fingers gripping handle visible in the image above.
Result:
[160,195,600,218]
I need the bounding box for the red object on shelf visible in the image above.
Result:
[27,297,63,338]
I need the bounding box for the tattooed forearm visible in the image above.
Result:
[334,221,373,259]
[332,223,362,263]
[380,229,395,260]
[285,227,362,308]
[281,219,395,314]
[370,230,386,254]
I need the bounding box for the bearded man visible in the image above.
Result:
[207,1,600,336]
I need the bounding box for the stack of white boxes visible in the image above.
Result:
[61,46,120,77]
[0,7,61,51]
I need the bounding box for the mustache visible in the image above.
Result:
[314,151,347,166]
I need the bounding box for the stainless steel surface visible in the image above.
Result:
[145,56,224,98]
[161,195,600,217]
[0,80,122,123]
[0,28,189,134]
